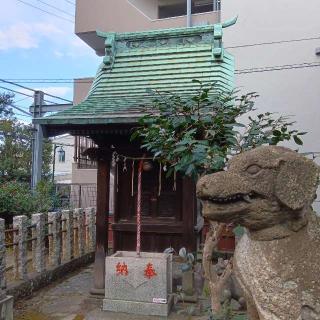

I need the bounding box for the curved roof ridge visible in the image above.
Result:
[97,24,216,42]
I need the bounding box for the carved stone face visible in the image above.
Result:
[196,146,319,231]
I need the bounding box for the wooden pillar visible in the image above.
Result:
[182,177,197,252]
[91,157,110,294]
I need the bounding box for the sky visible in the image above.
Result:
[0,0,101,122]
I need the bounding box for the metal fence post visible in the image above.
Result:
[13,216,28,280]
[48,212,62,267]
[78,185,82,208]
[32,213,46,273]
[61,210,73,262]
[85,207,96,252]
[0,219,6,292]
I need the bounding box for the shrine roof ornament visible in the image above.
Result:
[36,18,237,127]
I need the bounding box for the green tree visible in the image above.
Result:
[0,92,52,182]
[0,92,56,219]
[132,81,306,178]
[0,92,14,119]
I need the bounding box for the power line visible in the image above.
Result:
[63,0,75,5]
[15,96,32,103]
[14,112,32,118]
[0,79,72,104]
[235,62,320,74]
[0,85,59,105]
[9,104,32,116]
[3,61,320,85]
[43,92,72,104]
[36,0,74,17]
[2,79,79,83]
[0,79,35,93]
[2,61,320,92]
[226,35,320,49]
[15,0,74,23]
[0,86,34,98]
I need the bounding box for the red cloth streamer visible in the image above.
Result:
[136,159,143,256]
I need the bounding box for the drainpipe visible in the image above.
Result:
[187,0,192,27]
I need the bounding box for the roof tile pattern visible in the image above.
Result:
[38,25,234,125]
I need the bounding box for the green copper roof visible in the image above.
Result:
[36,19,236,126]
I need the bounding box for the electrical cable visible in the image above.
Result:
[235,62,320,74]
[15,0,74,23]
[36,0,75,17]
[0,79,35,93]
[3,60,320,85]
[225,35,320,49]
[63,0,75,5]
[0,79,72,104]
[3,60,320,86]
[0,86,58,105]
[0,86,34,98]
[9,104,32,116]
[14,96,32,103]
[14,112,32,118]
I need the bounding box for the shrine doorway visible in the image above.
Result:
[112,157,197,253]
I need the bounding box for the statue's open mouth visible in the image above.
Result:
[199,192,260,218]
[200,192,256,204]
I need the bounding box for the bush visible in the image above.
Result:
[0,181,35,217]
[0,180,59,222]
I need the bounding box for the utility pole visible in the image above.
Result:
[187,0,192,27]
[31,91,44,190]
[30,93,72,190]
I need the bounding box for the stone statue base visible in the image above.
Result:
[103,251,173,316]
[0,295,13,320]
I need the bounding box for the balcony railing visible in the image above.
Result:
[74,136,97,169]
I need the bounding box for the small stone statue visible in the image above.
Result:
[197,146,320,320]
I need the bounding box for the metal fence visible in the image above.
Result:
[54,183,97,210]
[74,136,97,169]
[213,0,221,11]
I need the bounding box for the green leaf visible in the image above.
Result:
[273,130,282,137]
[129,81,304,178]
[174,146,188,153]
[293,135,303,145]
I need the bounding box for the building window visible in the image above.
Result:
[158,0,220,19]
[193,0,214,14]
[74,136,97,169]
[158,0,186,19]
[58,147,65,163]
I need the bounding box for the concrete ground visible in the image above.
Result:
[14,265,247,320]
[13,265,202,320]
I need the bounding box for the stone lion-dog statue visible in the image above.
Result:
[197,146,320,320]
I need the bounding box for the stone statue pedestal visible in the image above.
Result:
[103,251,173,316]
[0,294,13,320]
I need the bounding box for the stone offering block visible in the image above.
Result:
[103,251,173,316]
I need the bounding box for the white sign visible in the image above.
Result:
[153,298,167,304]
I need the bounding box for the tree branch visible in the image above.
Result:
[203,222,233,313]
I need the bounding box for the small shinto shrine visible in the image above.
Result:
[35,21,235,292]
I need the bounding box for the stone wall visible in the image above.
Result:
[0,207,96,301]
